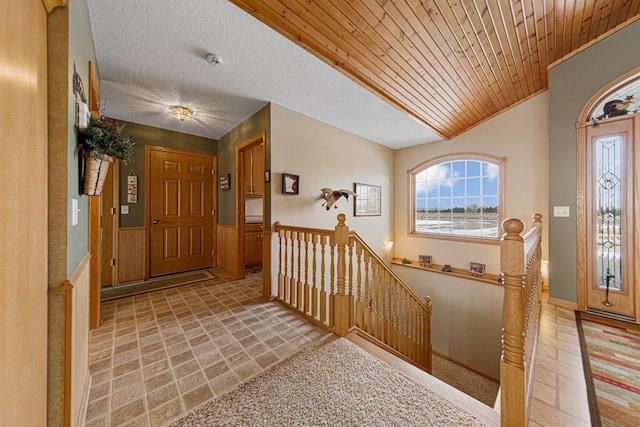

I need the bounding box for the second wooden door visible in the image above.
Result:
[149,148,214,276]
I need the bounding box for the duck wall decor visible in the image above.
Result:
[319,188,356,210]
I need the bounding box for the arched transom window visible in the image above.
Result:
[409,153,505,242]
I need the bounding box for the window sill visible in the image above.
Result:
[409,232,501,245]
[391,257,502,286]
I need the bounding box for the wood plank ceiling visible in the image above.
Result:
[229,0,640,139]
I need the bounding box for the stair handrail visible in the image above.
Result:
[273,214,432,372]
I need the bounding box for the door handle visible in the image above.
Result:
[152,220,162,224]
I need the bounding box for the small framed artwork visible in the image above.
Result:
[127,172,138,203]
[282,173,299,195]
[470,262,486,276]
[354,182,381,216]
[264,170,271,183]
[219,174,230,191]
[418,255,432,267]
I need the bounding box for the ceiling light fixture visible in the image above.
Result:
[170,105,193,121]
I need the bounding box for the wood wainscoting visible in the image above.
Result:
[217,224,239,278]
[61,253,92,427]
[118,227,146,284]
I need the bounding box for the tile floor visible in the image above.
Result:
[85,271,593,427]
[529,303,592,426]
[84,272,328,426]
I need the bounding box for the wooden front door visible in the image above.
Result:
[149,148,214,276]
[584,118,636,318]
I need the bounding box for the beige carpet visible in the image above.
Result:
[432,355,499,407]
[171,336,490,426]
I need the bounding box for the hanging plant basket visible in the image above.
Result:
[82,152,113,196]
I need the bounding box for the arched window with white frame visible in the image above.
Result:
[409,153,505,243]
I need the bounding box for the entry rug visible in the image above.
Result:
[171,337,489,427]
[576,311,640,427]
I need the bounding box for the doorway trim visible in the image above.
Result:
[235,132,266,280]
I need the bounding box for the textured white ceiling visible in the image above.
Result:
[87,0,441,149]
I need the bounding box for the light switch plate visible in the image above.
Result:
[72,198,79,226]
[121,205,129,214]
[553,206,570,217]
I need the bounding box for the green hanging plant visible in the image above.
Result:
[78,111,135,164]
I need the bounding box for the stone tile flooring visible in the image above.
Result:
[85,272,593,426]
[84,271,328,426]
[529,303,591,426]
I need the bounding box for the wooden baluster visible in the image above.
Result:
[329,235,335,328]
[411,299,423,361]
[402,293,415,360]
[284,230,290,304]
[413,299,419,361]
[311,233,318,320]
[406,296,413,360]
[374,260,382,341]
[383,270,390,344]
[363,250,371,333]
[320,235,327,325]
[378,261,385,342]
[369,259,377,339]
[355,241,363,329]
[276,226,284,300]
[302,232,309,315]
[296,231,303,310]
[401,287,408,357]
[348,236,354,329]
[500,218,526,427]
[391,277,397,350]
[388,278,395,350]
[291,231,298,307]
[333,214,350,336]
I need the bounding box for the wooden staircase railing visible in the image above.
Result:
[274,214,432,373]
[499,214,543,426]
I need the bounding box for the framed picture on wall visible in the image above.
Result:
[470,262,486,276]
[354,182,381,216]
[219,174,230,191]
[418,255,432,267]
[282,173,299,195]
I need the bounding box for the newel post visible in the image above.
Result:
[333,214,350,336]
[500,218,526,427]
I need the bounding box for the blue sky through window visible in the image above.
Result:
[413,158,501,238]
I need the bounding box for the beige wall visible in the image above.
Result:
[394,92,549,272]
[0,0,49,425]
[392,92,550,377]
[269,104,396,292]
[269,103,395,258]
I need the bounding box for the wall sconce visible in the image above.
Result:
[170,105,193,121]
[383,241,394,251]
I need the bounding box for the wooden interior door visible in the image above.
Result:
[149,148,214,276]
[100,161,118,287]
